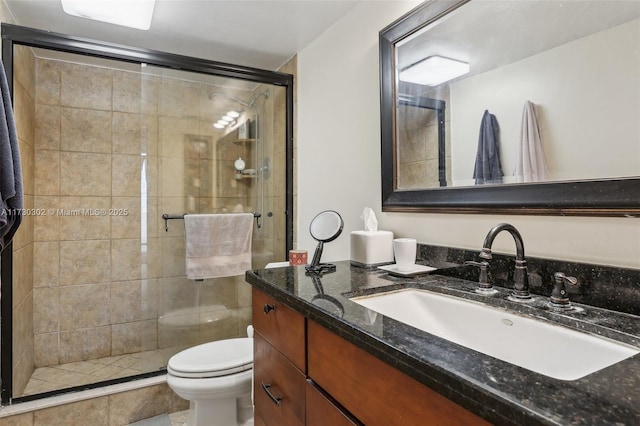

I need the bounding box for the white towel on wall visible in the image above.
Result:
[514,100,549,183]
[184,213,253,280]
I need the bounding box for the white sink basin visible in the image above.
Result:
[350,289,639,381]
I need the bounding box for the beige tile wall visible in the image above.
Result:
[30,57,286,373]
[12,44,37,397]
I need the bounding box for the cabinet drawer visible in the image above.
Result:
[252,287,306,371]
[307,320,490,426]
[254,331,306,426]
[306,380,360,426]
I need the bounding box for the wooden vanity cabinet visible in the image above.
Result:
[252,287,489,426]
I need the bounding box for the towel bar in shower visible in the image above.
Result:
[162,212,262,232]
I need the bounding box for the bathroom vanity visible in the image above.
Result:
[246,261,640,425]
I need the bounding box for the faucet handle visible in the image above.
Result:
[550,272,578,307]
[464,260,493,291]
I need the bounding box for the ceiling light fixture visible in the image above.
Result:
[61,0,156,30]
[222,116,234,122]
[227,111,240,118]
[213,123,225,129]
[399,55,470,86]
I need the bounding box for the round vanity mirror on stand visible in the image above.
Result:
[305,210,344,274]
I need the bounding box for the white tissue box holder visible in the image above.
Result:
[350,230,394,268]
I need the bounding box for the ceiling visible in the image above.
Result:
[4,0,361,70]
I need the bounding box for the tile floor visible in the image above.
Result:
[21,348,183,396]
[168,410,188,426]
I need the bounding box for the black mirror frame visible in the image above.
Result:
[379,0,640,216]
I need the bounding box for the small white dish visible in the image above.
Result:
[378,263,437,277]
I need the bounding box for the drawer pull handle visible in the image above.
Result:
[261,382,282,406]
[263,304,276,314]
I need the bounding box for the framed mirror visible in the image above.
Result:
[380,0,640,215]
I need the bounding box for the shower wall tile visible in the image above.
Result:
[59,240,111,285]
[34,149,59,195]
[18,142,35,198]
[61,108,112,153]
[110,280,158,324]
[15,80,35,147]
[15,45,35,99]
[160,276,198,313]
[60,152,111,196]
[112,70,141,114]
[146,197,159,238]
[35,104,60,150]
[12,245,33,309]
[13,350,34,400]
[33,241,59,287]
[111,239,142,282]
[35,59,61,106]
[111,320,157,356]
[33,196,60,241]
[237,280,253,308]
[59,326,111,363]
[111,197,141,239]
[142,114,159,156]
[112,112,141,154]
[159,157,184,197]
[59,196,111,241]
[33,396,109,426]
[141,74,159,116]
[33,287,59,334]
[59,284,110,330]
[161,236,185,278]
[60,63,112,111]
[34,333,60,367]
[158,116,198,158]
[159,79,200,118]
[13,295,34,365]
[144,237,163,279]
[145,155,159,198]
[112,154,141,196]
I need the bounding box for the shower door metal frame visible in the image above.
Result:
[0,23,294,405]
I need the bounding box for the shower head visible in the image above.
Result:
[208,89,270,109]
[208,92,252,108]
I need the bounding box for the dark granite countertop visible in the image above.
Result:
[245,261,640,426]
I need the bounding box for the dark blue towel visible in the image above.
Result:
[0,59,22,251]
[473,110,503,185]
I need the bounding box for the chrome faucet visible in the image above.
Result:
[479,223,530,299]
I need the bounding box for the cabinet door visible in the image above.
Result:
[252,287,306,372]
[254,331,306,426]
[307,320,490,426]
[306,380,360,426]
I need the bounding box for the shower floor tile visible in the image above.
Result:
[21,349,173,397]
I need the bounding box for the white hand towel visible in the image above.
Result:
[514,100,548,183]
[184,213,253,280]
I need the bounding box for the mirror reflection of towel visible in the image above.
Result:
[184,213,253,280]
[514,101,548,183]
[473,110,503,185]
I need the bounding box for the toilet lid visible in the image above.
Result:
[167,338,253,378]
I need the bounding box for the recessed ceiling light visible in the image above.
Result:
[61,0,156,30]
[399,55,470,86]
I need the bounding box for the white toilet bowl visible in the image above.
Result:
[167,337,253,426]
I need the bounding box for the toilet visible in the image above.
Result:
[167,327,254,426]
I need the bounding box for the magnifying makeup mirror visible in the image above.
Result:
[305,210,344,274]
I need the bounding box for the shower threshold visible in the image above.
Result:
[21,348,179,397]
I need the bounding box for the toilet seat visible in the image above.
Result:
[168,337,253,379]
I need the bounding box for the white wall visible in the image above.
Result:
[297,1,640,269]
[450,18,640,184]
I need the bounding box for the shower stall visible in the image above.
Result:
[0,24,293,404]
